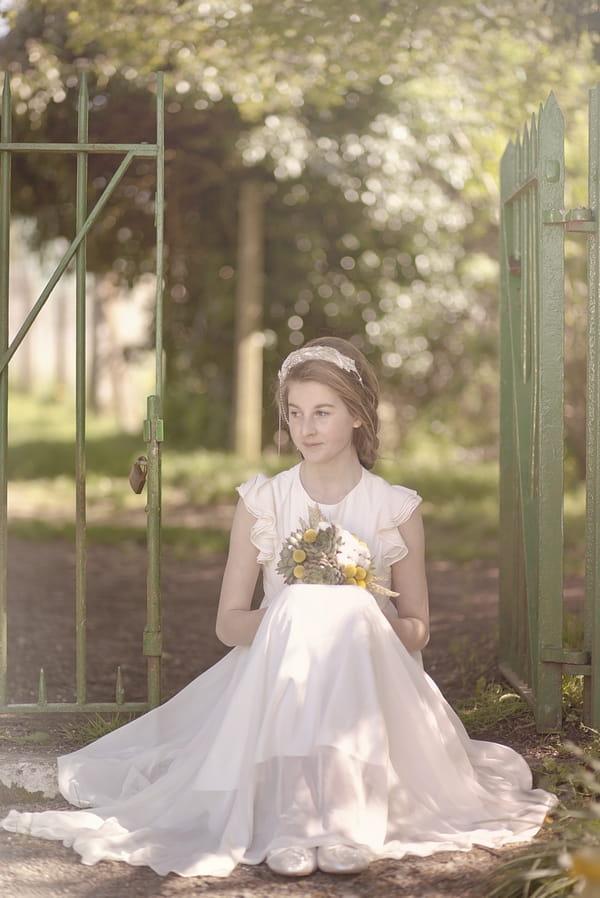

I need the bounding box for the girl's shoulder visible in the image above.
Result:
[362,468,422,517]
[237,465,297,500]
[235,466,300,564]
[362,471,423,566]
[236,464,301,520]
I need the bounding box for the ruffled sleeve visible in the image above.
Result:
[376,483,423,567]
[236,474,278,564]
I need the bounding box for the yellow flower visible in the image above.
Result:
[355,566,366,580]
[357,579,367,588]
[571,848,600,882]
[292,549,306,563]
[303,529,317,543]
[293,564,305,579]
[346,577,357,586]
[344,564,357,578]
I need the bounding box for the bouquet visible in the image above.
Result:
[276,505,397,596]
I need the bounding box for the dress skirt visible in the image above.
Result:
[1,585,556,877]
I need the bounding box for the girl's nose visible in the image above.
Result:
[301,415,316,435]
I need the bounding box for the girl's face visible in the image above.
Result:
[286,380,360,465]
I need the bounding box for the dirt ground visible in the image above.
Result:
[0,534,575,898]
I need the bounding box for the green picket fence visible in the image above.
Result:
[499,87,600,732]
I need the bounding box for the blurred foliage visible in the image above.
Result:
[486,740,600,897]
[0,1,598,457]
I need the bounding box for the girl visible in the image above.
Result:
[2,337,555,878]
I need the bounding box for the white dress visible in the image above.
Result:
[1,464,556,877]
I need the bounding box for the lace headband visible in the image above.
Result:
[278,346,363,385]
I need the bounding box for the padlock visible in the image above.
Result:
[129,455,148,494]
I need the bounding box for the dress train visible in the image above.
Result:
[2,585,556,877]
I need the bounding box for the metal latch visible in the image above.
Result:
[129,455,148,494]
[543,206,596,231]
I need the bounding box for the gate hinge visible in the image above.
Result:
[540,645,591,674]
[543,206,596,232]
[143,417,165,442]
[143,628,163,657]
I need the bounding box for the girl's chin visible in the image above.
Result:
[301,448,354,465]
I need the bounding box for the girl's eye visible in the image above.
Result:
[316,410,329,417]
[289,410,300,418]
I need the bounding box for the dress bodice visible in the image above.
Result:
[237,464,422,613]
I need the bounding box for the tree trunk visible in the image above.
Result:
[88,275,101,414]
[93,271,128,426]
[54,281,69,396]
[10,230,33,392]
[234,178,265,458]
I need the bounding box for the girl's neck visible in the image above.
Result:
[299,457,363,505]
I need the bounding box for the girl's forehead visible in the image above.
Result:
[286,380,340,405]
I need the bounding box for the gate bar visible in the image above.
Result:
[586,84,600,727]
[155,73,164,395]
[0,75,11,706]
[535,96,565,731]
[0,143,159,154]
[75,73,88,705]
[144,72,165,709]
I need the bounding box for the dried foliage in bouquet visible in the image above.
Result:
[276,505,397,596]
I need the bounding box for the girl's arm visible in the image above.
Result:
[215,499,267,647]
[388,507,430,653]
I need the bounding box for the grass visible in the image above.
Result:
[4,393,588,567]
[8,518,231,555]
[5,389,588,566]
[4,390,509,563]
[456,680,531,735]
[59,713,137,745]
[378,455,501,563]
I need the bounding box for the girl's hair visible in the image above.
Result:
[278,336,380,469]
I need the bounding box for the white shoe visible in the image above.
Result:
[317,844,372,874]
[266,846,317,876]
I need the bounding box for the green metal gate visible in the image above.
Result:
[0,72,165,714]
[499,87,600,732]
